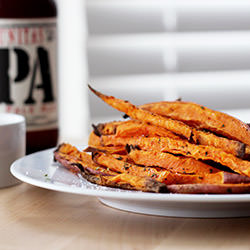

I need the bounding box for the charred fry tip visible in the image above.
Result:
[84,146,95,152]
[145,179,168,193]
[87,84,95,92]
[125,144,141,153]
[91,151,99,161]
[71,162,85,172]
[53,143,65,153]
[84,146,107,154]
[130,144,141,151]
[237,143,246,159]
[92,124,102,137]
[123,114,130,119]
[176,97,182,102]
[88,84,105,99]
[125,144,131,153]
[190,131,196,143]
[53,152,58,162]
[53,143,66,162]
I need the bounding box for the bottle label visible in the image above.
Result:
[0,18,57,131]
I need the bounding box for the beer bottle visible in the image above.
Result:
[0,0,58,154]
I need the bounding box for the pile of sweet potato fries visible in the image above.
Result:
[54,85,250,194]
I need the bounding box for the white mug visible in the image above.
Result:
[0,113,25,188]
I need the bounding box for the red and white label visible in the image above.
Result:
[0,18,57,131]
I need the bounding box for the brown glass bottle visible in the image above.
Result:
[0,0,58,154]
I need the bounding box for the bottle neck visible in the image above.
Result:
[0,0,57,18]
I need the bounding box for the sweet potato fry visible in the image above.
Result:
[194,130,245,158]
[107,174,168,193]
[167,183,250,194]
[92,151,250,185]
[85,145,127,155]
[89,87,247,157]
[92,121,125,136]
[141,101,250,146]
[94,120,246,157]
[101,135,250,177]
[95,120,181,139]
[127,149,220,175]
[54,144,167,193]
[54,143,116,175]
[88,85,193,140]
[92,151,204,184]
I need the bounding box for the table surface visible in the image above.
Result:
[1,183,250,250]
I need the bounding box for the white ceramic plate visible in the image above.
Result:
[10,147,250,218]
